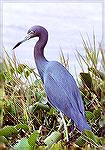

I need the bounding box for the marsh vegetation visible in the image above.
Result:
[0,36,105,149]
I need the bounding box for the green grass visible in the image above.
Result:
[0,35,105,149]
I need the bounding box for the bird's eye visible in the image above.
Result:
[30,31,35,34]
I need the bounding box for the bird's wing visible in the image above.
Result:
[44,61,85,118]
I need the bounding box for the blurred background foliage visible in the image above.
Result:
[0,35,105,149]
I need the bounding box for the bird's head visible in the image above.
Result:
[12,25,48,50]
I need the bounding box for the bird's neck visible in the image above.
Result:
[34,35,48,79]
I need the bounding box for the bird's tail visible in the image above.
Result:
[81,121,91,132]
[76,116,91,132]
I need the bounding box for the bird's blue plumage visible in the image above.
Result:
[44,61,91,132]
[13,25,91,132]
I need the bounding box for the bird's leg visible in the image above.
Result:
[60,111,69,142]
[69,119,75,138]
[70,119,75,132]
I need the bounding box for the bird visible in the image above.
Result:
[13,25,91,133]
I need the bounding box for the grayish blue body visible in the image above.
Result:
[13,25,91,132]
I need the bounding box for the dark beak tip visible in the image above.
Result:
[12,41,22,50]
[12,47,15,50]
[12,33,31,50]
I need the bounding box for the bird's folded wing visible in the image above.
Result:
[44,61,85,118]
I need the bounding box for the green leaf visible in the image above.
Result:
[93,109,101,120]
[47,107,58,116]
[6,100,16,116]
[50,141,65,150]
[0,126,18,137]
[82,130,102,147]
[16,64,25,74]
[86,111,94,121]
[100,137,105,145]
[13,138,33,150]
[0,100,4,127]
[0,136,8,144]
[41,90,46,97]
[24,70,31,78]
[34,102,50,111]
[99,115,105,127]
[28,130,40,147]
[35,91,42,100]
[15,123,29,131]
[75,136,86,147]
[80,73,93,90]
[29,102,50,113]
[0,72,5,82]
[44,131,61,149]
[83,130,97,142]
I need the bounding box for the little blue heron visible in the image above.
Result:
[13,25,91,138]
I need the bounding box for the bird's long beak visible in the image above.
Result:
[12,32,34,50]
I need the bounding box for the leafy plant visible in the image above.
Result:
[1,34,105,149]
[76,35,105,148]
